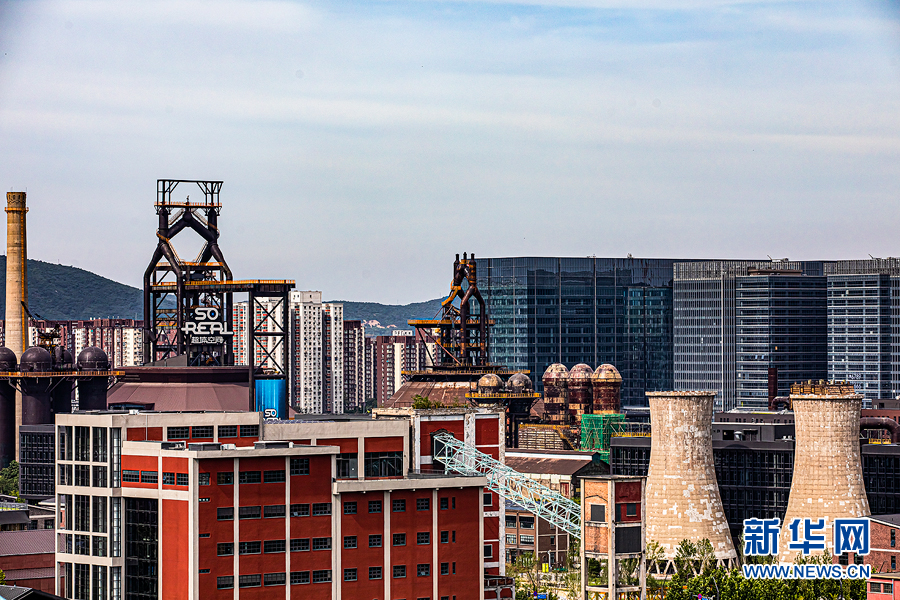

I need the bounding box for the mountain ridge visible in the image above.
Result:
[0,256,445,330]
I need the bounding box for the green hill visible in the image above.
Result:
[329,298,444,335]
[0,255,444,329]
[0,256,145,320]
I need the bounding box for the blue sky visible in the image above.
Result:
[1,0,899,303]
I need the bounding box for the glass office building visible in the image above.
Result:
[673,261,826,411]
[477,257,678,408]
[734,273,827,406]
[826,259,900,404]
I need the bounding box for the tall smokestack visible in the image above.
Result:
[778,382,869,561]
[644,391,737,567]
[5,192,27,356]
[6,192,27,458]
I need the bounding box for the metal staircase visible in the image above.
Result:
[432,432,582,538]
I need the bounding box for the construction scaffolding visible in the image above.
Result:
[580,413,626,462]
[433,432,581,538]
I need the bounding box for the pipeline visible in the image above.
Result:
[860,417,900,444]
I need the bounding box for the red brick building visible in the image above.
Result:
[0,529,55,592]
[54,411,491,600]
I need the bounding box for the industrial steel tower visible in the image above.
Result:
[779,381,870,561]
[644,391,737,568]
[143,180,234,364]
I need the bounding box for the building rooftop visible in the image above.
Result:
[0,529,54,557]
[107,381,250,412]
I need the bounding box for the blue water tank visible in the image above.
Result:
[255,379,286,419]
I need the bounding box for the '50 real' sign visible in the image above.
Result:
[182,307,232,341]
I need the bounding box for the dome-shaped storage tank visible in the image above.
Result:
[0,348,16,466]
[542,364,569,424]
[476,373,503,396]
[506,372,533,394]
[76,347,110,411]
[591,364,622,413]
[50,348,75,415]
[20,346,52,425]
[0,347,17,372]
[567,363,594,421]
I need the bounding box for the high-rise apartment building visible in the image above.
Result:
[373,332,434,406]
[13,319,145,368]
[343,320,366,413]
[232,293,346,414]
[232,302,248,365]
[289,291,324,414]
[321,303,344,414]
[364,336,377,406]
[673,261,827,410]
[477,257,678,408]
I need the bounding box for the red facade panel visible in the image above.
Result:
[126,427,163,441]
[475,417,500,445]
[162,499,189,600]
[419,420,465,460]
[437,487,483,599]
[365,436,404,453]
[614,481,642,503]
[317,437,358,453]
[340,492,386,600]
[122,455,159,489]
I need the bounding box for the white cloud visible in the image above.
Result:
[0,0,898,302]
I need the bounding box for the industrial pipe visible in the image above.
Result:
[860,416,900,444]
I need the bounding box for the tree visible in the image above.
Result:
[0,461,18,497]
[510,551,541,595]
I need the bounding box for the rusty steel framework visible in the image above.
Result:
[409,252,492,368]
[141,180,295,410]
[143,180,234,364]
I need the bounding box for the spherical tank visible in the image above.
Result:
[591,364,622,413]
[506,372,534,416]
[51,348,75,415]
[567,363,594,420]
[506,372,533,394]
[0,348,15,466]
[476,374,503,396]
[0,347,17,371]
[541,364,569,424]
[20,346,52,425]
[76,347,110,411]
[77,347,110,370]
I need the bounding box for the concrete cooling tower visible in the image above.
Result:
[778,382,869,562]
[645,391,737,567]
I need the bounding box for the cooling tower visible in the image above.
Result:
[542,364,568,424]
[645,391,737,566]
[591,364,622,413]
[778,383,869,561]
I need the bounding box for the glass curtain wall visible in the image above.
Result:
[478,257,677,408]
